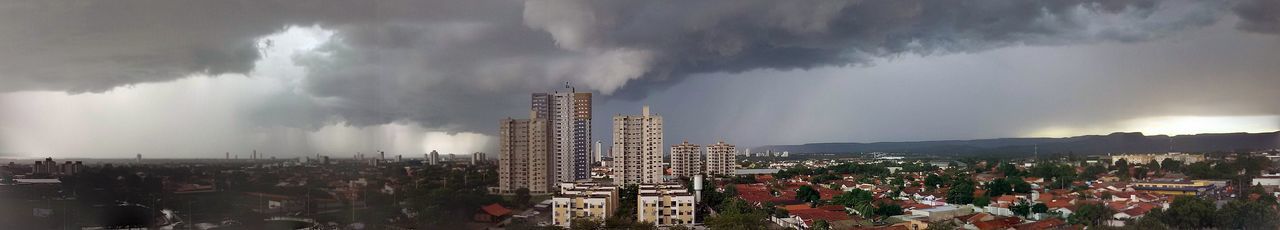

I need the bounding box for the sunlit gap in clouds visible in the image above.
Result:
[1028,115,1280,138]
[0,25,495,158]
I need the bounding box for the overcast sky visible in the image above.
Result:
[1,0,1278,158]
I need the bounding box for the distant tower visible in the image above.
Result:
[594,141,604,166]
[225,152,230,160]
[136,154,142,164]
[428,150,440,165]
[693,174,704,204]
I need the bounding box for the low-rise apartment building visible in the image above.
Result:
[637,183,697,226]
[551,182,618,228]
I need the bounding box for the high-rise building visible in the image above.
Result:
[637,183,697,227]
[472,152,486,164]
[669,140,702,178]
[532,85,592,182]
[497,115,553,194]
[612,105,664,185]
[705,141,738,176]
[427,150,441,165]
[594,141,604,166]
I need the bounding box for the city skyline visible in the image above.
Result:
[2,0,1280,158]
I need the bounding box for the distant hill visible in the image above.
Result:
[758,131,1280,157]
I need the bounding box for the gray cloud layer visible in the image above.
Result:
[0,0,1276,136]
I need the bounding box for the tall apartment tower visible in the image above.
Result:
[427,150,441,165]
[705,141,738,176]
[594,141,604,166]
[670,140,702,178]
[532,86,592,182]
[612,105,664,185]
[497,113,554,194]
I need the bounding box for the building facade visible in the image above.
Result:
[497,116,553,194]
[705,141,738,176]
[612,106,664,185]
[472,152,486,165]
[1110,152,1205,165]
[594,140,604,167]
[551,182,618,228]
[532,86,592,182]
[670,141,702,178]
[638,183,697,226]
[427,150,440,166]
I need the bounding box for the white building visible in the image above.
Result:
[670,140,702,178]
[637,183,697,226]
[551,182,618,228]
[611,105,664,185]
[427,150,440,165]
[705,141,738,176]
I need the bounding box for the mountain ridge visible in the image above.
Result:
[758,131,1280,156]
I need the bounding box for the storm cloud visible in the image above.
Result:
[0,0,1277,143]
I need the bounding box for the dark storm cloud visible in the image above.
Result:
[0,0,1271,134]
[1234,0,1280,33]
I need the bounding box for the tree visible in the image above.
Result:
[946,179,975,205]
[1009,177,1032,194]
[986,178,1012,197]
[1069,203,1112,226]
[1160,158,1183,172]
[723,184,739,197]
[1011,201,1032,217]
[834,189,874,217]
[813,220,831,230]
[874,204,904,217]
[973,195,991,207]
[1113,159,1129,170]
[1133,167,1149,180]
[514,188,532,208]
[1216,200,1280,230]
[706,199,768,230]
[1031,203,1048,214]
[924,174,945,188]
[796,185,822,205]
[0,174,13,185]
[1159,196,1217,229]
[1082,164,1107,180]
[999,163,1022,176]
[570,218,603,230]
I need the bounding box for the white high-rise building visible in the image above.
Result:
[427,150,441,165]
[533,86,592,182]
[594,141,604,166]
[669,140,702,178]
[612,105,664,185]
[705,141,738,176]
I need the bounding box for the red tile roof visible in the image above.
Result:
[479,203,511,217]
[973,217,1022,230]
[1014,218,1066,230]
[791,208,853,226]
